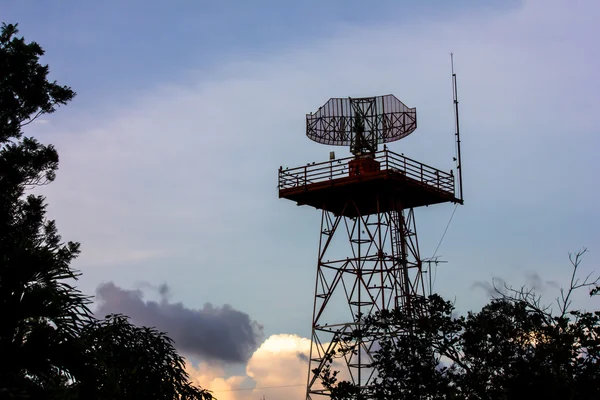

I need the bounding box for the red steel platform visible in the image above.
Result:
[278,149,461,217]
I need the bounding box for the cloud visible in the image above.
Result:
[187,333,350,400]
[37,0,600,351]
[187,363,250,400]
[471,279,505,298]
[524,272,560,293]
[472,271,563,299]
[187,334,309,400]
[95,282,263,363]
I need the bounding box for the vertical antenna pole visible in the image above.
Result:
[451,53,464,202]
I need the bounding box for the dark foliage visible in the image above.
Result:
[0,22,90,398]
[0,22,213,399]
[320,250,600,400]
[72,314,213,400]
[0,23,74,142]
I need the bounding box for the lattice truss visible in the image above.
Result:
[307,199,428,398]
[306,95,417,147]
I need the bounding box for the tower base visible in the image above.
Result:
[306,199,426,399]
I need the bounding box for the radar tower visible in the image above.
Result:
[279,84,463,399]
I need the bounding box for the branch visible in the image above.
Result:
[493,281,554,324]
[434,341,471,375]
[19,109,46,128]
[25,176,52,187]
[556,248,597,317]
[19,100,59,128]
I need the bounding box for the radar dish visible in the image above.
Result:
[306,95,417,154]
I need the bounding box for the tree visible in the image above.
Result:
[320,249,600,399]
[0,21,90,398]
[71,314,212,400]
[0,23,213,399]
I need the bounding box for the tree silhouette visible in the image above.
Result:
[0,22,90,397]
[0,22,213,399]
[320,249,600,399]
[73,314,212,399]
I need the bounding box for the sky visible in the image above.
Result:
[3,0,600,398]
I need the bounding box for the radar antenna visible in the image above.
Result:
[306,95,417,156]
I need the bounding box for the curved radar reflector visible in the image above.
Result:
[306,95,417,147]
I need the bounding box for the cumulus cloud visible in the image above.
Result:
[95,282,263,363]
[187,333,339,400]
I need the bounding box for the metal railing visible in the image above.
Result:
[278,149,455,195]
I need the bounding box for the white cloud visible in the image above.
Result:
[188,334,311,400]
[188,333,352,400]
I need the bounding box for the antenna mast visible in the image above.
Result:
[451,53,464,202]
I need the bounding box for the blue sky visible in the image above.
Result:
[5,0,519,111]
[4,0,600,397]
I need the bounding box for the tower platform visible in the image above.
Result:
[278,149,461,217]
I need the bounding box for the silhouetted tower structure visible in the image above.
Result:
[278,90,463,399]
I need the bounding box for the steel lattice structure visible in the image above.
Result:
[306,95,417,147]
[307,201,425,397]
[278,93,463,399]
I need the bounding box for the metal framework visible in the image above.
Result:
[279,149,454,195]
[279,90,463,399]
[306,95,417,155]
[306,200,425,398]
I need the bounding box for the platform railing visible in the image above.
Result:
[278,149,455,195]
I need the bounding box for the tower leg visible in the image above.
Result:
[306,199,426,399]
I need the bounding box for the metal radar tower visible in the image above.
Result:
[278,81,464,398]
